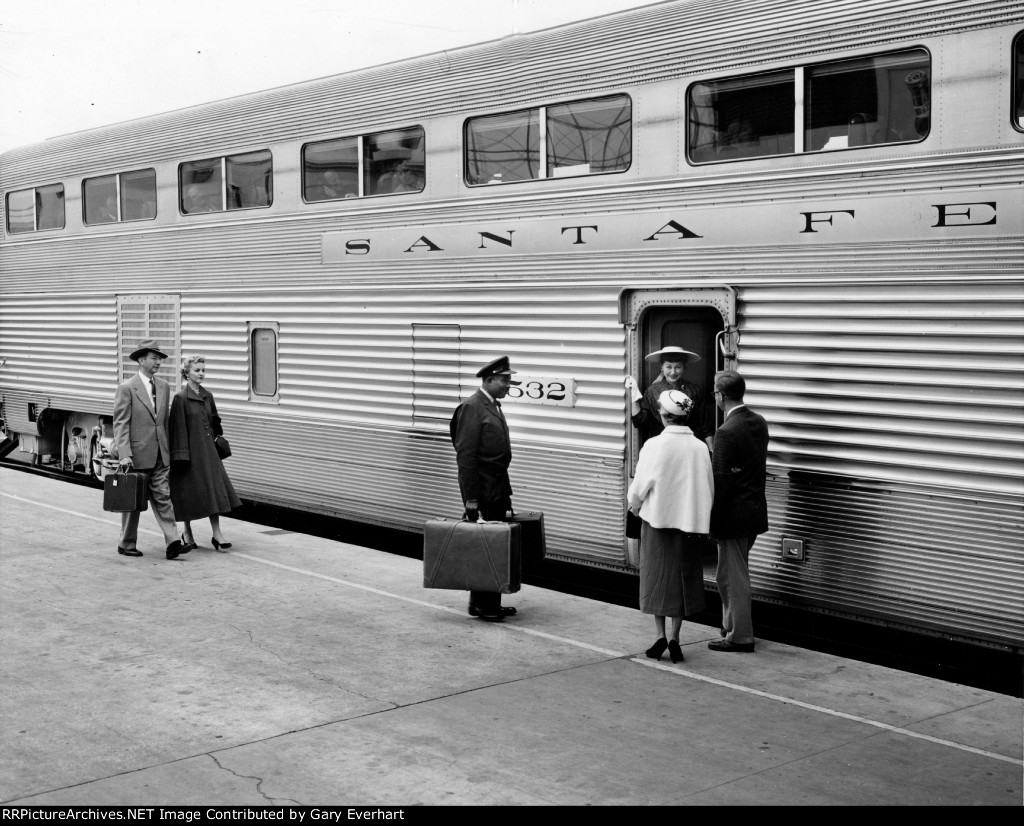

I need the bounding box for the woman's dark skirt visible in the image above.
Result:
[638,522,706,617]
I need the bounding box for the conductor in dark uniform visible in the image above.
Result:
[452,356,518,621]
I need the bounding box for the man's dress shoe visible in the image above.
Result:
[117,547,143,557]
[468,602,517,619]
[165,540,183,560]
[707,639,755,653]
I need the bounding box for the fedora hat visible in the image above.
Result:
[644,346,701,364]
[476,356,517,379]
[130,339,168,361]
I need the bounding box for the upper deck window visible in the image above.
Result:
[179,150,273,214]
[465,94,631,186]
[5,184,65,234]
[83,169,156,225]
[302,126,425,201]
[688,49,930,163]
[1013,30,1024,130]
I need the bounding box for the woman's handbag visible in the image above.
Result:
[626,508,642,539]
[214,435,232,459]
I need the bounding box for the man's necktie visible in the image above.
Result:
[149,380,157,410]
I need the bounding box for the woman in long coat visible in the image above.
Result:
[627,389,714,664]
[169,354,241,550]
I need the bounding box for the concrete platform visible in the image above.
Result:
[1,466,1021,806]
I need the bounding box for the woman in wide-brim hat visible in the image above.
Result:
[626,346,714,450]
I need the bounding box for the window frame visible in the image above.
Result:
[248,321,280,403]
[1012,30,1024,133]
[179,150,274,215]
[463,93,633,187]
[301,125,426,203]
[686,47,931,165]
[5,183,65,235]
[83,168,157,226]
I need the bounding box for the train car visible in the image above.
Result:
[1,0,1022,652]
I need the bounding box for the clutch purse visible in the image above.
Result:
[626,509,642,539]
[214,435,232,459]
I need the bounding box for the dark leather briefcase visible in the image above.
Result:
[423,519,521,594]
[510,511,546,565]
[102,471,148,513]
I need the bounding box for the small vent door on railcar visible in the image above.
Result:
[620,286,737,566]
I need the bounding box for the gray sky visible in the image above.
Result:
[0,0,659,155]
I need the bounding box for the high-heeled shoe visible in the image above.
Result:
[180,535,198,553]
[211,538,232,550]
[668,640,684,663]
[645,637,668,660]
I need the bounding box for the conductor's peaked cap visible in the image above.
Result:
[130,339,168,361]
[476,356,517,378]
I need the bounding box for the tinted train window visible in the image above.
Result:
[5,184,65,234]
[180,151,272,214]
[83,169,156,225]
[302,126,424,201]
[465,94,632,185]
[689,71,794,162]
[1014,31,1024,129]
[688,49,929,163]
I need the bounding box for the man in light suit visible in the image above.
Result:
[112,340,185,560]
[708,370,769,653]
[451,356,518,622]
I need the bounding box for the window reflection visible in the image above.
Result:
[689,71,795,163]
[547,96,631,177]
[806,50,929,150]
[465,95,632,186]
[466,109,540,185]
[688,49,930,163]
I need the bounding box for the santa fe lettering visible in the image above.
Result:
[337,201,999,254]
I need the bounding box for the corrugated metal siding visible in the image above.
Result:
[759,476,1023,646]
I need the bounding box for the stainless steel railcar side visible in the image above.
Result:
[2,0,1022,649]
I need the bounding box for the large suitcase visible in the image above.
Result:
[510,511,545,566]
[423,519,521,594]
[102,471,149,513]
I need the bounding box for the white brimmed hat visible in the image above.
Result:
[644,346,701,364]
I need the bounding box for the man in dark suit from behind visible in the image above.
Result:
[451,356,518,622]
[708,370,769,653]
[112,339,185,560]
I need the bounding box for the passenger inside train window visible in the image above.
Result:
[376,159,424,194]
[316,168,356,200]
[182,184,219,214]
[715,119,759,158]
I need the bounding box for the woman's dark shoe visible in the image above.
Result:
[181,536,198,552]
[668,640,684,663]
[645,637,669,660]
[211,538,232,550]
